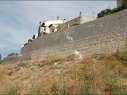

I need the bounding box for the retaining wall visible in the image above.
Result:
[21,9,127,59]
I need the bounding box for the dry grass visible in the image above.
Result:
[0,46,127,95]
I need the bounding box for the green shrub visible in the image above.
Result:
[92,53,106,60]
[80,85,93,95]
[7,53,18,57]
[50,83,69,95]
[6,84,20,95]
[30,87,47,95]
[97,6,127,18]
[0,60,3,64]
[106,80,127,95]
[116,46,127,64]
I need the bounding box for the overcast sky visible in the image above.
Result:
[0,1,116,57]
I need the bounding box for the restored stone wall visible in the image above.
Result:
[21,9,127,59]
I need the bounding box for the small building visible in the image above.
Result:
[58,16,96,32]
[35,15,96,39]
[39,20,64,34]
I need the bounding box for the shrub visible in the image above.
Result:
[6,84,20,95]
[30,87,47,95]
[50,82,69,95]
[80,85,94,95]
[0,60,3,64]
[24,43,28,46]
[116,46,127,64]
[97,6,127,18]
[92,53,106,60]
[106,79,127,95]
[50,83,59,95]
[28,39,32,43]
[7,53,18,58]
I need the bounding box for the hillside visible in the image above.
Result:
[1,44,127,95]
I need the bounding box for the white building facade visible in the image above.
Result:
[33,15,96,39]
[40,20,64,34]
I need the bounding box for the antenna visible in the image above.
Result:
[79,11,82,17]
[39,21,41,25]
[38,21,41,33]
[57,16,60,20]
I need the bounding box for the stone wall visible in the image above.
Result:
[58,17,81,32]
[3,56,22,64]
[21,9,127,59]
[117,0,126,7]
[58,16,96,32]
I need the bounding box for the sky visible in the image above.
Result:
[0,1,116,57]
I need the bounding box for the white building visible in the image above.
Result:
[40,20,64,34]
[35,15,96,39]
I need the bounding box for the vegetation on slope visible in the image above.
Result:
[97,3,127,18]
[0,45,127,95]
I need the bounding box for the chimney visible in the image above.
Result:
[57,16,60,20]
[79,11,82,17]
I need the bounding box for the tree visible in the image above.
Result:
[97,9,113,18]
[97,5,127,18]
[28,39,32,43]
[24,43,28,46]
[0,54,1,60]
[7,53,18,57]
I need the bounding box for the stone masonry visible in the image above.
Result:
[21,9,127,59]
